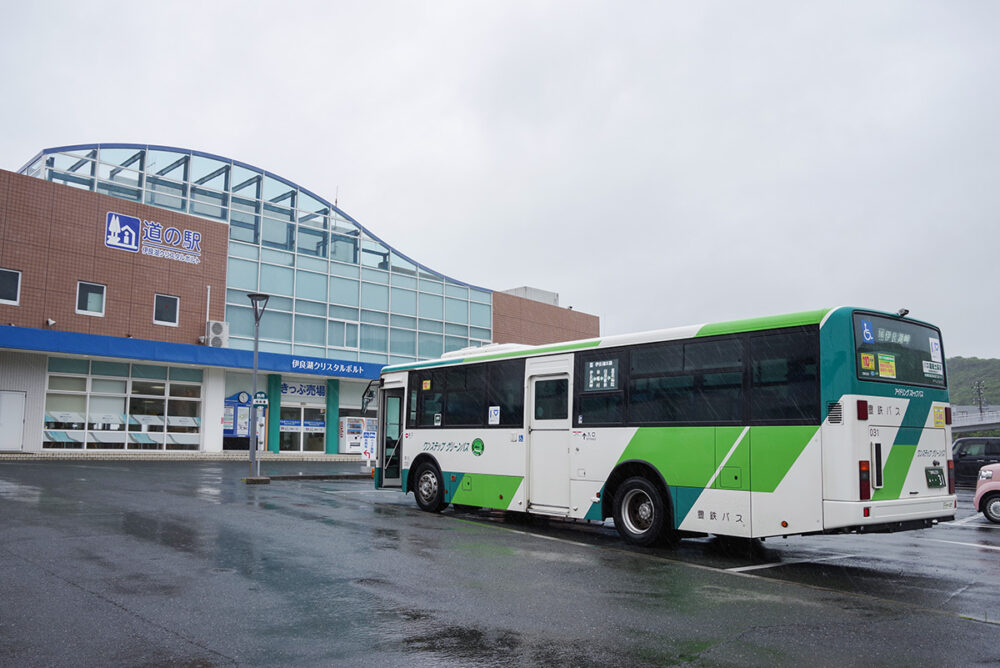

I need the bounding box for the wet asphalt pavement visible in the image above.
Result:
[1,461,998,666]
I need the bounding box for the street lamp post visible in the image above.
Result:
[248,293,270,480]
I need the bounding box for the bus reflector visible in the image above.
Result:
[859,460,871,500]
[857,400,869,420]
[947,459,955,494]
[863,507,870,517]
[945,407,952,425]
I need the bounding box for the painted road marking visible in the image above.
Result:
[726,553,857,573]
[924,538,1000,552]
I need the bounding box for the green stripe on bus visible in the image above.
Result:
[446,472,523,509]
[696,309,831,338]
[872,445,916,501]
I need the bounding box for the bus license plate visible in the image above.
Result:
[925,467,945,488]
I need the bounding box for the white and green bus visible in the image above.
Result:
[374,307,956,545]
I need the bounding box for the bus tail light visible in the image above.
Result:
[857,400,869,420]
[859,460,871,501]
[947,459,955,494]
[944,407,952,425]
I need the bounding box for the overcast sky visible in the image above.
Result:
[2,1,998,358]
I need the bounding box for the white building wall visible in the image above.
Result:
[0,352,46,452]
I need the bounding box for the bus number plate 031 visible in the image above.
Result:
[925,467,946,488]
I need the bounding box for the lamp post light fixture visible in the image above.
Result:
[247,292,270,482]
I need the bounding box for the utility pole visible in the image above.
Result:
[973,380,987,416]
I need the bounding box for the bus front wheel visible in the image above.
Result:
[613,477,666,546]
[413,462,446,513]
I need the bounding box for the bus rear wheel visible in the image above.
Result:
[613,477,667,547]
[413,462,446,513]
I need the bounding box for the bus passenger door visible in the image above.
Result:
[379,387,404,488]
[526,355,573,513]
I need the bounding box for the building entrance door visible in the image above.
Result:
[279,406,326,452]
[0,391,25,451]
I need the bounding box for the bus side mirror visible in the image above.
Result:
[361,380,378,413]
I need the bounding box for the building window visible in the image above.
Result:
[0,268,21,305]
[154,294,180,326]
[76,282,106,316]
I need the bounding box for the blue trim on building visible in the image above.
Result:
[0,326,382,379]
[18,143,494,293]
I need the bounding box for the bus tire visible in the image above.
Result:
[413,462,446,513]
[983,493,1000,524]
[613,476,666,546]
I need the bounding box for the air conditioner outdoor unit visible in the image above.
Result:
[205,320,229,347]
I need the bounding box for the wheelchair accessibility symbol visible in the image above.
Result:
[861,319,874,344]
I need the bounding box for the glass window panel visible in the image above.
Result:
[226,258,258,291]
[361,240,389,269]
[419,333,443,358]
[418,318,443,333]
[359,352,388,364]
[419,279,443,295]
[419,293,443,320]
[330,260,359,278]
[260,310,292,340]
[97,163,142,187]
[48,357,89,374]
[391,274,417,289]
[231,165,261,197]
[190,155,229,189]
[145,150,188,179]
[263,201,294,222]
[154,294,179,325]
[685,339,743,371]
[132,364,168,379]
[227,305,253,338]
[391,288,417,315]
[299,225,327,257]
[345,323,358,347]
[295,299,326,316]
[331,235,359,264]
[446,284,468,299]
[262,175,296,204]
[360,325,388,352]
[49,376,86,391]
[99,147,144,169]
[390,252,416,275]
[97,181,142,202]
[534,379,568,420]
[295,314,326,345]
[190,186,228,220]
[266,295,293,311]
[298,256,327,273]
[361,310,389,325]
[262,219,294,250]
[92,361,129,377]
[133,380,166,395]
[470,326,491,340]
[49,152,95,172]
[76,282,105,315]
[229,208,259,244]
[328,320,345,346]
[169,368,203,382]
[260,248,294,266]
[361,283,389,310]
[470,302,491,328]
[471,289,492,304]
[390,328,416,356]
[391,314,417,329]
[361,268,389,284]
[330,305,359,321]
[169,383,201,398]
[444,336,467,353]
[296,271,327,301]
[445,298,468,324]
[330,277,359,306]
[228,242,259,260]
[487,359,525,427]
[750,329,819,423]
[260,264,293,295]
[88,394,126,426]
[445,323,468,336]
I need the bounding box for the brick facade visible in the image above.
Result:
[491,291,599,345]
[0,169,227,344]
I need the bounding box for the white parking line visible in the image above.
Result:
[726,553,857,573]
[924,538,1000,551]
[941,516,1000,529]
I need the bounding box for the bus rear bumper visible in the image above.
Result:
[822,497,956,534]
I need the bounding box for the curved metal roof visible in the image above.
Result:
[19,142,491,293]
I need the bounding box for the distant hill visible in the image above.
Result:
[947,357,1000,405]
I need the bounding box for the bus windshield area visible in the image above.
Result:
[854,313,945,389]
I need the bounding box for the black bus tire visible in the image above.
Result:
[613,476,667,546]
[413,462,446,513]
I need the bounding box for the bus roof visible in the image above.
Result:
[381,306,937,374]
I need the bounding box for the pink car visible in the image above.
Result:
[974,463,1000,524]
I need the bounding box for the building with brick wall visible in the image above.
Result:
[0,144,598,453]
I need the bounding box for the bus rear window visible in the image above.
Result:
[853,313,945,388]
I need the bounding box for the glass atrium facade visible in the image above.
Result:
[20,144,493,364]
